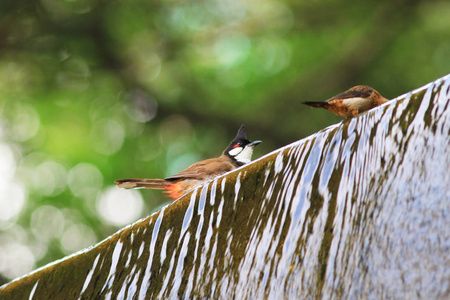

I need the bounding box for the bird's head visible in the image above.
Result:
[224,124,261,165]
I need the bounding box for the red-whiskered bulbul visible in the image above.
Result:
[115,125,261,200]
[302,85,389,118]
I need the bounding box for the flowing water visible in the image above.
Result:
[1,75,449,299]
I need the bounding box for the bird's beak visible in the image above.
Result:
[248,140,262,147]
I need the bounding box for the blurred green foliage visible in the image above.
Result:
[0,0,449,284]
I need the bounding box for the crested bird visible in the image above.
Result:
[115,124,261,200]
[302,85,389,118]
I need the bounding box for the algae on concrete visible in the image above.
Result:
[1,74,449,299]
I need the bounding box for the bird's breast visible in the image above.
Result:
[342,97,372,111]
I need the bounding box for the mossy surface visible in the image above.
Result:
[1,74,449,299]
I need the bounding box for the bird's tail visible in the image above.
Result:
[302,101,330,109]
[115,178,169,189]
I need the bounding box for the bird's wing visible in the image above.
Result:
[328,86,373,101]
[165,157,235,181]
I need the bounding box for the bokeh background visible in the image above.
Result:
[0,0,449,284]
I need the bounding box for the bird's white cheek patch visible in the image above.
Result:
[228,147,242,157]
[234,146,254,164]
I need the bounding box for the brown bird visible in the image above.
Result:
[115,125,261,200]
[302,85,389,118]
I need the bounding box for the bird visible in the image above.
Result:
[302,85,389,118]
[115,124,261,200]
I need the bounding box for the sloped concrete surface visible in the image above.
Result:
[1,74,449,299]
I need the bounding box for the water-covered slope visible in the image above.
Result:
[1,74,449,299]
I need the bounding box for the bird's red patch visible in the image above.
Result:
[163,182,184,200]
